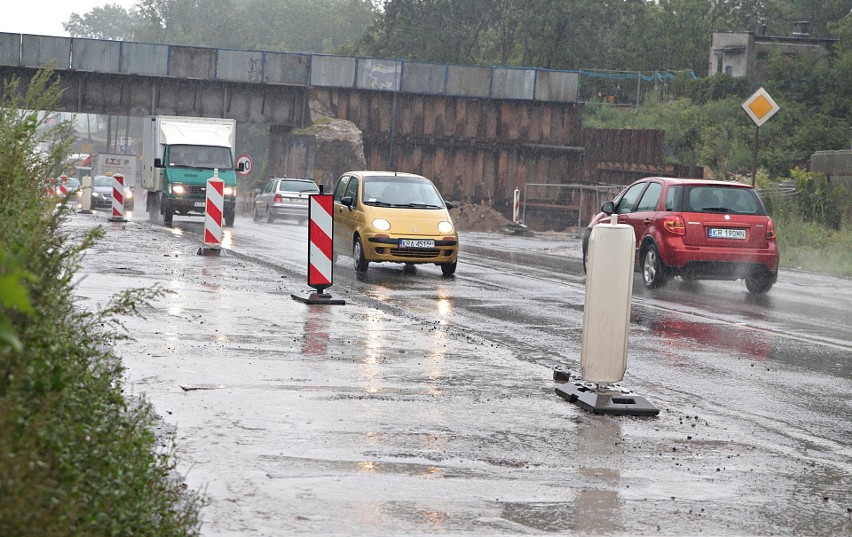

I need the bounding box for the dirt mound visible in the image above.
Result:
[450,204,511,232]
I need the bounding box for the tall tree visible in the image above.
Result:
[63,3,140,40]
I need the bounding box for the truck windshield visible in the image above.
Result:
[168,145,232,170]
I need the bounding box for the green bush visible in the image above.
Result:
[0,70,202,536]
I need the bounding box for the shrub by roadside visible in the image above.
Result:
[0,70,203,536]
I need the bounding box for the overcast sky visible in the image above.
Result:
[0,1,138,38]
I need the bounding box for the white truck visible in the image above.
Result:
[92,153,138,187]
[142,116,240,226]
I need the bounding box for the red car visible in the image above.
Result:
[582,177,779,294]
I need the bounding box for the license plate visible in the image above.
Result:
[708,228,746,240]
[399,239,435,248]
[193,201,206,208]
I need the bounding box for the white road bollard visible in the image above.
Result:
[512,188,520,223]
[78,175,93,214]
[291,190,344,305]
[108,173,127,222]
[555,212,659,416]
[198,170,223,256]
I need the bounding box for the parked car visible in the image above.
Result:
[253,177,320,224]
[331,171,458,276]
[91,175,135,210]
[581,177,779,294]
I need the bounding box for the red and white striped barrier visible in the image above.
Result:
[291,192,344,305]
[58,175,68,197]
[198,171,224,256]
[108,174,127,222]
[512,187,520,223]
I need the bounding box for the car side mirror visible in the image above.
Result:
[601,201,615,215]
[254,188,262,194]
[444,200,454,210]
[154,158,163,169]
[340,196,353,208]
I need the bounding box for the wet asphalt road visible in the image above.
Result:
[72,209,851,536]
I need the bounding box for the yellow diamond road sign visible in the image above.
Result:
[742,87,780,127]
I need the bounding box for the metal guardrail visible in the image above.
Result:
[522,183,624,231]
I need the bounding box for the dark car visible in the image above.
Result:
[91,175,135,211]
[582,177,779,294]
[252,177,320,224]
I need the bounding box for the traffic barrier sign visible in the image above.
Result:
[58,175,68,197]
[512,187,520,223]
[291,193,344,305]
[108,174,127,222]
[198,170,224,256]
[555,213,658,416]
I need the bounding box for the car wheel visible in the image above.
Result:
[252,205,260,222]
[265,207,274,223]
[641,244,668,289]
[745,273,774,294]
[353,236,369,273]
[441,261,457,276]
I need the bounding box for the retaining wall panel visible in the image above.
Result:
[216,49,263,82]
[310,55,355,88]
[534,70,579,102]
[492,68,535,100]
[169,46,215,79]
[446,65,491,98]
[0,33,21,65]
[263,52,309,85]
[121,42,168,76]
[22,35,71,68]
[356,58,400,91]
[72,38,120,72]
[401,62,445,94]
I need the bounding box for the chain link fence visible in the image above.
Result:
[521,183,625,234]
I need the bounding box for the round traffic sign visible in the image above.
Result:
[236,154,253,176]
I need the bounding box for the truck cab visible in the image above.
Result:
[143,116,239,226]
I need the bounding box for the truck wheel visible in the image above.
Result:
[163,203,173,226]
[224,211,235,227]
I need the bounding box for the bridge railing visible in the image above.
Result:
[0,32,690,106]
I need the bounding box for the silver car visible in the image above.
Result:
[253,177,320,224]
[91,175,135,210]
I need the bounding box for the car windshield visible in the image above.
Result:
[93,176,113,187]
[279,180,319,193]
[67,178,80,187]
[361,176,444,208]
[168,145,233,170]
[685,186,762,215]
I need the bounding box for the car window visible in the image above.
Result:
[344,177,359,201]
[635,182,662,212]
[333,176,350,201]
[93,176,112,187]
[687,186,761,215]
[665,185,681,211]
[263,180,275,194]
[616,182,648,214]
[278,180,319,193]
[361,176,444,208]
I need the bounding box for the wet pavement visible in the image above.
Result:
[70,210,852,536]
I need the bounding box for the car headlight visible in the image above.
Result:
[372,218,391,231]
[223,187,235,196]
[438,221,454,234]
[172,185,186,194]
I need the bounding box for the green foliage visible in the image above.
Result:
[0,70,202,536]
[689,74,752,105]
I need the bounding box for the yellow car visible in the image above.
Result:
[332,171,459,276]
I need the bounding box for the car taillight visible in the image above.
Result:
[662,215,685,236]
[274,194,283,202]
[766,218,776,240]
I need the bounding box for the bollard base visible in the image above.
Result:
[77,209,93,214]
[108,216,128,223]
[500,222,533,236]
[197,246,222,256]
[555,381,659,417]
[552,366,573,382]
[291,292,345,305]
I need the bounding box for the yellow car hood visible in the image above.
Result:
[364,205,455,236]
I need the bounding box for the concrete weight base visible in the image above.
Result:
[291,292,345,306]
[556,381,659,417]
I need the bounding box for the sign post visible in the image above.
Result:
[741,87,780,186]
